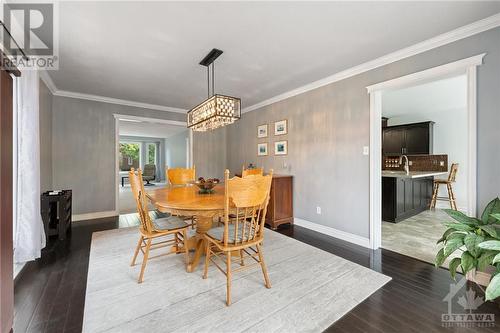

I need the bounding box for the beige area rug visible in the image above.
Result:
[382,209,460,268]
[83,228,391,333]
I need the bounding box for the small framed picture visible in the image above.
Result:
[274,120,287,135]
[257,124,268,138]
[274,141,288,155]
[257,143,268,156]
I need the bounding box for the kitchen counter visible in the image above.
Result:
[382,171,448,179]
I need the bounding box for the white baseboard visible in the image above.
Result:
[294,218,371,249]
[72,210,118,222]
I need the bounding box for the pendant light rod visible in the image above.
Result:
[212,62,215,97]
[200,49,222,98]
[199,48,223,66]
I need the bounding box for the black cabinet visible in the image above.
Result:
[382,121,434,155]
[382,176,433,223]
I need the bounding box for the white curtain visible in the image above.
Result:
[13,70,46,263]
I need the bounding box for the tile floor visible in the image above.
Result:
[382,209,460,267]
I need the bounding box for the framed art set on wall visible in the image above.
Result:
[257,120,287,156]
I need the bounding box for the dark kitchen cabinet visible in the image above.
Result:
[382,121,434,155]
[382,176,433,223]
[382,128,406,155]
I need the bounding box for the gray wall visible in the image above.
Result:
[52,96,185,215]
[39,79,53,192]
[227,27,500,239]
[165,130,188,169]
[193,127,227,180]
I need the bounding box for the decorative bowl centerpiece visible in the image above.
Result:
[194,177,220,194]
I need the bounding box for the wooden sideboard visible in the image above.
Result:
[266,175,293,230]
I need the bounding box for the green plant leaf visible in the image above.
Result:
[481,197,500,225]
[437,228,455,244]
[478,240,500,251]
[479,225,498,238]
[493,253,500,265]
[485,273,500,301]
[444,237,464,256]
[491,213,500,224]
[449,257,462,280]
[445,209,480,226]
[461,251,475,273]
[464,234,484,257]
[444,222,473,232]
[446,232,466,242]
[478,250,497,271]
[435,248,446,267]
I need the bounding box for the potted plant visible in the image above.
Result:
[435,198,500,301]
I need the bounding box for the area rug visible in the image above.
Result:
[83,227,391,332]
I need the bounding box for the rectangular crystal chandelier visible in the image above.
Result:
[188,94,241,131]
[188,49,241,131]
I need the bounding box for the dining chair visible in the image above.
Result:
[241,164,263,177]
[166,165,197,227]
[430,163,459,210]
[166,165,196,186]
[129,168,190,283]
[203,169,273,306]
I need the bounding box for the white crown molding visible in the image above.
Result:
[39,71,188,114]
[243,12,500,113]
[54,90,187,113]
[294,218,371,249]
[38,12,500,116]
[39,70,57,94]
[366,53,485,93]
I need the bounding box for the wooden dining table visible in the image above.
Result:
[147,184,225,272]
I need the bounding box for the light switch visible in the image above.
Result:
[440,161,445,167]
[363,146,369,155]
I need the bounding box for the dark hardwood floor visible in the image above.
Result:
[14,217,500,332]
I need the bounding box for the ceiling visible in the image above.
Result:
[382,74,467,118]
[50,1,500,111]
[119,120,187,138]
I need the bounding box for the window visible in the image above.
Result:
[119,142,140,171]
[147,143,156,165]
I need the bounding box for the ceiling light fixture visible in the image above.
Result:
[187,48,241,131]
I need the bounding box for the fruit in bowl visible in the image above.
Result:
[194,177,220,194]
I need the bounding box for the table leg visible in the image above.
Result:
[186,215,213,273]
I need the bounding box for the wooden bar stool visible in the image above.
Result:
[430,163,458,210]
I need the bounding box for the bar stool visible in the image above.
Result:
[430,163,458,210]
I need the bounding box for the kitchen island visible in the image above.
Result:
[382,171,447,223]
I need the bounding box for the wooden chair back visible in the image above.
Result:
[242,165,263,177]
[166,165,196,186]
[223,169,273,247]
[448,163,458,182]
[129,168,154,233]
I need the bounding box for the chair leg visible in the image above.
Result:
[131,236,143,266]
[447,183,457,210]
[430,183,439,209]
[256,244,271,289]
[138,238,152,283]
[182,230,189,271]
[226,251,232,306]
[203,241,211,279]
[239,249,245,266]
[174,232,179,253]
